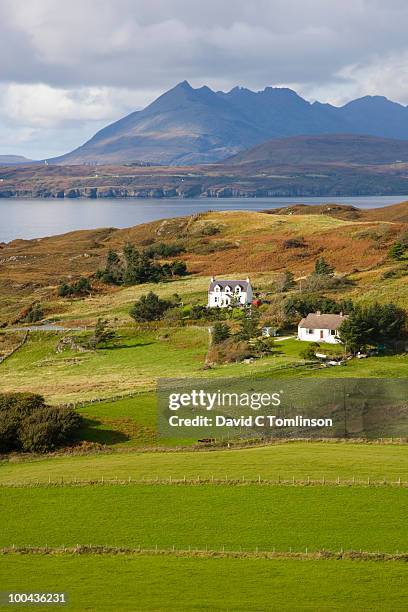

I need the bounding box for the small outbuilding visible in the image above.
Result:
[298,311,348,344]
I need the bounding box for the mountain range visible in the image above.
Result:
[48,81,408,165]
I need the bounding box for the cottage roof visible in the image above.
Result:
[299,312,348,330]
[209,279,250,291]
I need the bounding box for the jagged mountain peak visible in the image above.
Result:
[48,82,408,166]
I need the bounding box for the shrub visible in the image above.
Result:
[389,241,405,261]
[98,243,188,285]
[23,303,44,323]
[58,277,92,297]
[207,338,253,364]
[144,242,185,258]
[130,292,173,322]
[283,237,306,249]
[0,393,82,454]
[212,322,230,344]
[87,318,116,349]
[339,302,407,352]
[19,407,82,453]
[314,256,335,276]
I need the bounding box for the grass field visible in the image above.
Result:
[1,484,408,552]
[2,555,408,611]
[1,442,408,484]
[1,328,407,405]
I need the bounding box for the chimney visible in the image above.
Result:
[246,276,250,283]
[211,276,215,282]
[340,311,343,316]
[316,311,321,316]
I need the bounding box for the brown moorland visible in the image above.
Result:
[1,203,407,323]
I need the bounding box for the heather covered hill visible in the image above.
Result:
[1,206,407,324]
[48,82,408,166]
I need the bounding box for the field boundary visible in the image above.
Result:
[0,330,28,365]
[1,545,407,562]
[2,476,408,488]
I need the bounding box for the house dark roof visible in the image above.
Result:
[299,312,348,330]
[208,279,250,291]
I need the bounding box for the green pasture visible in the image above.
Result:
[2,555,408,611]
[1,485,408,552]
[1,442,408,485]
[0,327,209,403]
[1,326,406,405]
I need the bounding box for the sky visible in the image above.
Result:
[1,0,408,159]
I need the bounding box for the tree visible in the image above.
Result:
[314,257,335,276]
[389,242,405,261]
[273,270,296,293]
[339,302,407,351]
[129,292,172,323]
[123,244,161,284]
[24,303,44,323]
[284,295,354,319]
[88,318,116,349]
[170,260,188,277]
[236,308,261,340]
[100,249,124,284]
[212,322,230,344]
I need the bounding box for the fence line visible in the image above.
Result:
[1,475,407,488]
[1,545,407,561]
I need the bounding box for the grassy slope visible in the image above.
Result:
[2,555,408,611]
[1,443,408,484]
[1,485,408,552]
[1,329,407,404]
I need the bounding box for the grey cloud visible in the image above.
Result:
[1,0,408,93]
[2,0,408,158]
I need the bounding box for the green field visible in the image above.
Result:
[1,329,407,406]
[1,442,407,484]
[2,555,408,611]
[1,485,407,552]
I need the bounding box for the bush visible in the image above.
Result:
[339,302,407,351]
[212,322,230,344]
[207,338,253,364]
[130,292,173,322]
[144,242,185,258]
[0,393,82,454]
[389,241,405,261]
[58,277,92,297]
[22,303,44,323]
[98,243,188,285]
[283,237,306,249]
[284,295,354,318]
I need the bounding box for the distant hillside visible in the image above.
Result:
[49,82,408,166]
[0,155,34,166]
[264,201,408,222]
[225,134,408,167]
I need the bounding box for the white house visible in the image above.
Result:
[298,311,348,344]
[208,277,253,308]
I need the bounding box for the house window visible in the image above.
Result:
[330,329,336,335]
[307,329,314,334]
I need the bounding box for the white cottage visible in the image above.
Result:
[298,311,348,344]
[208,277,253,308]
